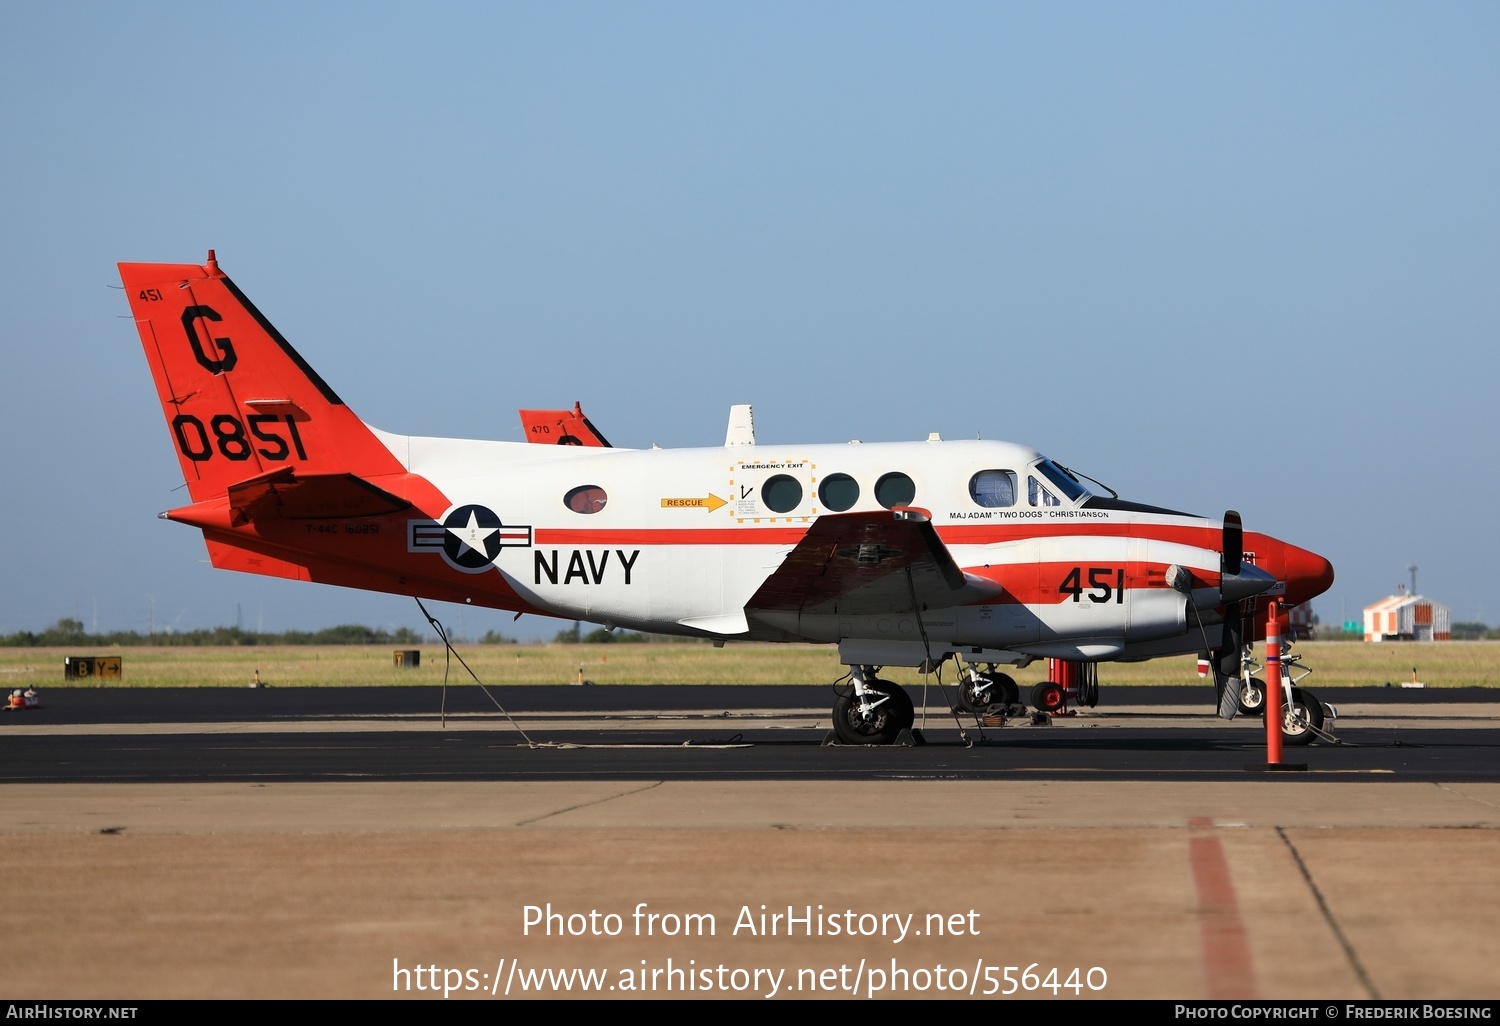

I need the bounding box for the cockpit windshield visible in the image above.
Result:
[1034,459,1089,503]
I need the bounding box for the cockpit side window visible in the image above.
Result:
[1029,476,1060,507]
[1035,459,1087,502]
[969,470,1017,508]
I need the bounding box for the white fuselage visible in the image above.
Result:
[377,430,1226,665]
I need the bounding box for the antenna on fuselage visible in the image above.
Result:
[725,405,755,446]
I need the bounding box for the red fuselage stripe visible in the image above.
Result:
[534,522,1222,548]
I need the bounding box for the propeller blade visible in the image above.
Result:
[1222,510,1243,577]
[1213,599,1245,720]
[1215,601,1244,675]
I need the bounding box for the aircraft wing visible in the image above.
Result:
[746,508,1001,617]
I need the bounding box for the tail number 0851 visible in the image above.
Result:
[171,413,308,463]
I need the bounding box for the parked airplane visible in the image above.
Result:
[119,252,1335,745]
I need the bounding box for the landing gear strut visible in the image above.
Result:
[832,665,915,745]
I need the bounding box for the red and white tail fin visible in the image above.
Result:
[119,251,403,502]
[517,401,612,447]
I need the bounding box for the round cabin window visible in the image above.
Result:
[874,472,916,509]
[818,473,860,512]
[762,474,803,514]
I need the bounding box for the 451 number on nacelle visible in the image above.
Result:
[1058,566,1125,604]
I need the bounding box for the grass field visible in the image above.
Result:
[4,640,1497,690]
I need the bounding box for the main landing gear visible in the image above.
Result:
[960,658,1095,718]
[832,666,916,745]
[956,663,1020,716]
[830,658,1038,745]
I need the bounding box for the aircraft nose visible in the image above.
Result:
[1281,544,1335,605]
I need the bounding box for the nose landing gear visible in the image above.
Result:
[1240,640,1332,745]
[1280,686,1327,745]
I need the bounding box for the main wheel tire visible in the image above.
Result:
[1237,676,1266,715]
[994,673,1020,707]
[957,672,993,714]
[833,681,915,745]
[957,671,1019,713]
[1030,681,1065,713]
[1281,687,1325,746]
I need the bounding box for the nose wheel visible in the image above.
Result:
[1280,687,1326,746]
[1237,676,1266,715]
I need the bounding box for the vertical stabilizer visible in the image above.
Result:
[119,252,404,502]
[518,401,612,446]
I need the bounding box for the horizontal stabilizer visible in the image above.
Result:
[226,469,410,525]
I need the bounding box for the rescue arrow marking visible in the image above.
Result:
[661,494,728,512]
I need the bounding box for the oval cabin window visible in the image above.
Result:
[564,485,608,514]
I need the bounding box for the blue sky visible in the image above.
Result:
[3,3,1497,640]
